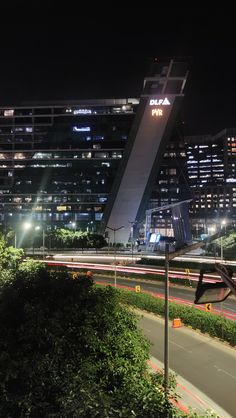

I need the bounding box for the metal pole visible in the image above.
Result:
[15,231,17,248]
[164,243,169,394]
[42,229,45,259]
[131,225,134,263]
[114,230,117,288]
[221,236,223,260]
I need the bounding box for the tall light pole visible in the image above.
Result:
[129,220,136,263]
[22,221,32,251]
[221,220,226,261]
[164,243,170,393]
[35,225,45,259]
[106,226,124,287]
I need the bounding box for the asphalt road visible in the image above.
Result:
[138,312,236,417]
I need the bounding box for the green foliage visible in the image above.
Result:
[49,228,107,249]
[0,265,188,417]
[205,230,236,260]
[0,233,24,271]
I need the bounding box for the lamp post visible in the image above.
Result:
[129,220,136,263]
[70,221,76,230]
[106,226,124,287]
[221,220,226,261]
[22,222,33,251]
[164,242,170,394]
[35,225,45,259]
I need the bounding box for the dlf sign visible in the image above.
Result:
[149,98,171,106]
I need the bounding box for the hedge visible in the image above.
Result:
[115,287,236,346]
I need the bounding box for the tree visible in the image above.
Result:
[0,233,24,272]
[0,262,185,418]
[49,228,107,250]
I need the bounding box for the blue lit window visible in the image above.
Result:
[72,126,91,132]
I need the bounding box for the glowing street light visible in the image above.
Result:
[15,221,33,248]
[23,222,32,231]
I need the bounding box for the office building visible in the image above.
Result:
[149,128,236,237]
[0,59,189,243]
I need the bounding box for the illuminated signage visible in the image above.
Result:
[152,108,163,117]
[73,109,92,115]
[149,98,171,106]
[72,126,91,132]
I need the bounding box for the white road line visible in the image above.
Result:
[170,340,192,353]
[214,365,236,380]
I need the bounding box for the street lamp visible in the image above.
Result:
[106,226,124,287]
[16,222,33,249]
[220,220,226,261]
[23,221,32,231]
[129,220,136,263]
[35,226,45,259]
[164,242,169,393]
[87,221,94,233]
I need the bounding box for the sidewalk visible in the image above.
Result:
[148,354,233,418]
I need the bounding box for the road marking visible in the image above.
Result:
[170,340,192,353]
[214,365,236,380]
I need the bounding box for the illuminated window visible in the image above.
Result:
[82,152,92,159]
[111,152,122,158]
[94,152,109,159]
[73,109,92,115]
[33,152,52,159]
[4,109,14,117]
[73,126,91,132]
[14,153,26,160]
[95,213,103,220]
[57,206,67,211]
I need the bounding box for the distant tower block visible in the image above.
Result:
[103,59,189,243]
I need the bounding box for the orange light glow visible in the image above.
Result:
[152,108,163,117]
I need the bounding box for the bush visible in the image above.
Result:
[0,263,186,418]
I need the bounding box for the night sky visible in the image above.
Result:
[0,3,235,134]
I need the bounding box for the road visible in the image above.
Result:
[47,251,236,266]
[138,311,236,417]
[95,275,236,319]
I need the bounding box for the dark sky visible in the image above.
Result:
[0,3,235,134]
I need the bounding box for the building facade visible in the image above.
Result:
[0,59,234,244]
[149,128,236,237]
[0,99,138,234]
[0,59,189,244]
